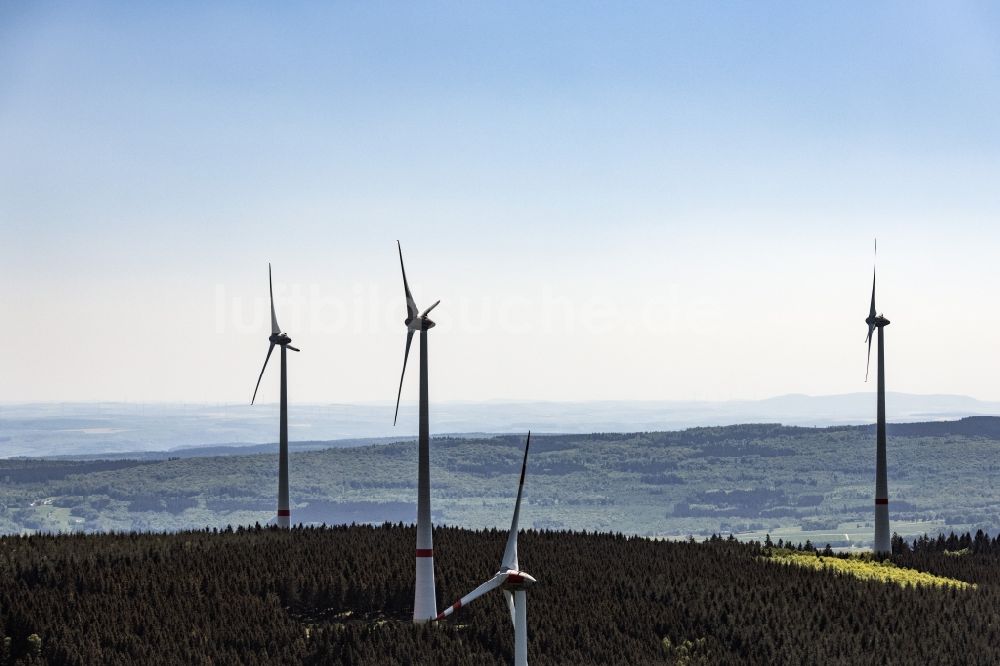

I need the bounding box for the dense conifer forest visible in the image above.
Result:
[2,525,1000,664]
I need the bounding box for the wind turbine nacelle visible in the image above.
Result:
[269,333,293,346]
[406,317,436,331]
[503,570,537,590]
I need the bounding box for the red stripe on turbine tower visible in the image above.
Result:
[277,509,291,516]
[415,549,434,557]
[875,499,888,505]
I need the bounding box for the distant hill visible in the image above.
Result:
[884,415,1000,438]
[3,392,999,458]
[4,418,1000,547]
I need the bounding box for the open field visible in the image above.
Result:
[731,519,949,552]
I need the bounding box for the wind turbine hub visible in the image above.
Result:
[503,570,537,590]
[270,333,293,345]
[874,315,890,327]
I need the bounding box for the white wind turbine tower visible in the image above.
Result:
[251,264,300,529]
[394,241,441,623]
[436,433,537,666]
[864,240,891,555]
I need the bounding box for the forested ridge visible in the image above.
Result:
[2,526,1000,665]
[7,420,1000,544]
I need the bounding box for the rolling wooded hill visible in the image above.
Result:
[4,419,1000,546]
[2,525,1000,665]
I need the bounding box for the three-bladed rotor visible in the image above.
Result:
[252,263,300,405]
[436,433,537,625]
[864,240,889,382]
[394,241,440,425]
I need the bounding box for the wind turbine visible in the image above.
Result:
[436,433,537,666]
[864,240,891,555]
[251,264,300,529]
[394,241,441,623]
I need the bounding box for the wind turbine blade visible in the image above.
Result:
[435,573,508,620]
[420,300,441,318]
[868,244,877,322]
[397,241,419,320]
[269,264,280,335]
[501,432,531,571]
[287,345,300,352]
[864,238,876,381]
[864,320,875,381]
[251,343,276,405]
[393,330,415,426]
[865,336,873,383]
[503,590,516,627]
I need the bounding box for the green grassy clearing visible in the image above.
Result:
[770,549,974,589]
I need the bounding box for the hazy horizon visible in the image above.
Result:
[3,389,1000,408]
[4,391,998,459]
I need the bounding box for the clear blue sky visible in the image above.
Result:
[2,2,999,403]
